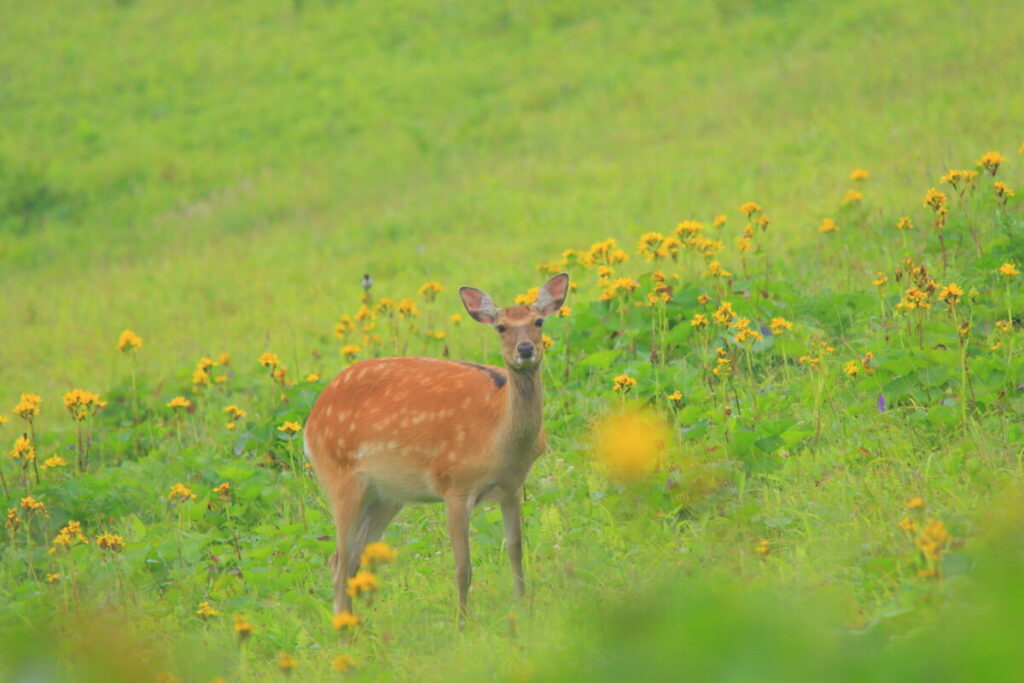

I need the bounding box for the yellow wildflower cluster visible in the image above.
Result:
[96,533,125,552]
[712,301,736,325]
[769,317,793,335]
[939,169,977,190]
[712,348,732,377]
[346,570,379,598]
[612,374,637,393]
[115,329,143,353]
[12,393,42,421]
[277,652,297,674]
[51,520,89,551]
[234,615,254,641]
[599,278,639,301]
[278,421,302,435]
[168,482,197,502]
[42,456,68,471]
[20,496,47,515]
[62,389,106,421]
[224,405,246,421]
[999,262,1020,277]
[417,281,443,302]
[397,298,419,318]
[936,282,964,306]
[591,406,670,483]
[332,610,360,632]
[10,434,35,462]
[341,344,362,360]
[360,541,398,569]
[739,201,761,217]
[916,519,952,564]
[842,189,863,205]
[213,482,232,501]
[818,218,839,233]
[515,287,539,305]
[196,601,220,618]
[896,216,913,231]
[167,396,191,409]
[849,168,870,181]
[976,150,1003,175]
[730,317,762,345]
[690,313,709,329]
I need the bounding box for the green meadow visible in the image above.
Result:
[2,0,1024,680]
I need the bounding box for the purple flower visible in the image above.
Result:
[877,394,886,412]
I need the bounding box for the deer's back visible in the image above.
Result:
[306,357,509,501]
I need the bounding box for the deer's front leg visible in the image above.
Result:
[444,494,472,624]
[501,495,525,599]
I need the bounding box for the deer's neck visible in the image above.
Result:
[499,367,544,457]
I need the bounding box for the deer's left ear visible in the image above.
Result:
[536,272,569,317]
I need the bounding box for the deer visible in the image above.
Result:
[304,272,569,620]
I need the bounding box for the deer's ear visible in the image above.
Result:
[459,286,499,324]
[536,272,569,317]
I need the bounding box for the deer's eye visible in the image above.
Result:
[535,319,544,327]
[495,324,507,333]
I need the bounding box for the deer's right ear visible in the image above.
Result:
[459,286,499,324]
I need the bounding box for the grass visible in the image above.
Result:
[2,0,1024,680]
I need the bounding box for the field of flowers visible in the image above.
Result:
[3,1,1024,681]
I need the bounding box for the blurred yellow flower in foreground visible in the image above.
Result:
[591,406,671,483]
[115,329,143,352]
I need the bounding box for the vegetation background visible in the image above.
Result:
[2,0,1023,680]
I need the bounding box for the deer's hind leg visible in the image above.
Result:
[327,474,370,615]
[344,494,403,579]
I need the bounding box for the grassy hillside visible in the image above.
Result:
[2,0,1024,680]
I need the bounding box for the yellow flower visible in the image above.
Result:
[591,407,670,483]
[42,455,67,470]
[818,218,839,233]
[167,396,191,409]
[872,273,888,287]
[674,220,704,237]
[769,317,792,335]
[849,168,870,181]
[346,571,379,598]
[994,182,1014,199]
[712,302,735,325]
[690,314,709,329]
[998,263,1019,277]
[233,615,254,641]
[542,334,554,350]
[51,520,89,551]
[397,298,419,318]
[213,482,232,501]
[898,516,916,532]
[217,352,230,366]
[665,390,682,407]
[0,415,6,425]
[611,374,637,393]
[258,352,281,368]
[115,329,143,352]
[977,150,1004,175]
[196,601,220,618]
[4,508,18,532]
[63,389,106,421]
[225,422,236,431]
[937,283,963,305]
[168,483,197,502]
[20,496,47,515]
[697,293,711,306]
[45,573,61,584]
[712,214,727,228]
[906,497,924,509]
[10,434,35,461]
[939,169,977,188]
[842,189,863,205]
[896,216,913,230]
[305,373,320,382]
[418,281,443,301]
[996,319,1013,333]
[278,421,302,435]
[360,541,398,569]
[923,188,947,211]
[224,405,246,420]
[12,393,42,420]
[637,232,666,261]
[277,652,296,674]
[915,519,951,561]
[341,344,361,360]
[705,261,732,278]
[755,539,770,555]
[96,533,125,552]
[332,611,361,632]
[737,236,752,252]
[451,313,462,324]
[739,202,761,217]
[332,655,356,673]
[843,360,860,377]
[558,306,571,318]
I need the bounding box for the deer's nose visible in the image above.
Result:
[517,343,535,358]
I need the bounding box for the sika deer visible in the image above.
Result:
[305,273,569,619]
